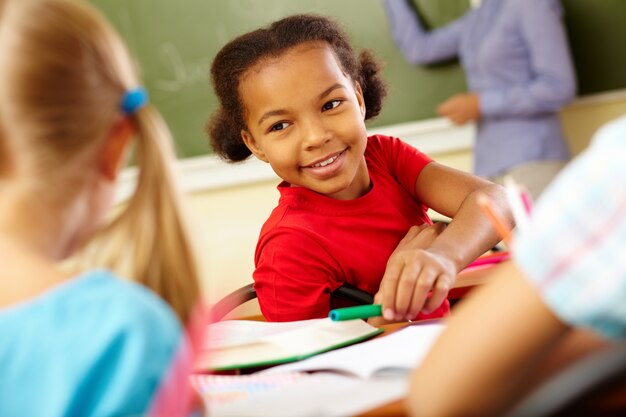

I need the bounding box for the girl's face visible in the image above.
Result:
[239,42,370,200]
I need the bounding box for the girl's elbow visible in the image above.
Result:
[479,182,507,203]
[480,183,512,220]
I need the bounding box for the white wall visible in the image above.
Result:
[117,90,626,313]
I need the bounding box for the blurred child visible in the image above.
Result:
[0,0,202,415]
[408,115,626,417]
[207,14,510,322]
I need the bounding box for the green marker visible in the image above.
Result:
[329,304,383,321]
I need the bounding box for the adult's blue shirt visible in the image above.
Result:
[383,0,576,177]
[0,269,182,417]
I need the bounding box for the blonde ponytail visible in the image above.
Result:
[94,106,202,323]
[0,0,202,324]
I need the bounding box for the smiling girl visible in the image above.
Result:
[207,14,511,322]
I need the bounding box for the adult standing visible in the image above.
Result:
[383,0,576,199]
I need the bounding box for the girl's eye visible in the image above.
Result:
[270,122,289,132]
[322,100,341,111]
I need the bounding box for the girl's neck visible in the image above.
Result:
[0,189,74,308]
[0,234,71,309]
[0,194,58,258]
[0,183,82,260]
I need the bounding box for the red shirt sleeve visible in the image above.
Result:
[367,135,433,196]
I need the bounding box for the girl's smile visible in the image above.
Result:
[239,42,371,200]
[303,149,347,178]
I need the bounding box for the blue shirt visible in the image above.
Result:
[0,270,182,417]
[383,0,576,177]
[516,116,626,340]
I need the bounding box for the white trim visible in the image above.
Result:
[370,118,475,156]
[116,117,475,203]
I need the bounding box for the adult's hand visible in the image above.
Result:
[437,93,481,125]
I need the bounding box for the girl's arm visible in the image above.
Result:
[415,162,509,272]
[407,262,570,417]
[377,162,511,320]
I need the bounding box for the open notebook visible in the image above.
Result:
[194,321,446,417]
[197,318,383,371]
[262,320,445,378]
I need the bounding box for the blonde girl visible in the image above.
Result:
[0,0,202,415]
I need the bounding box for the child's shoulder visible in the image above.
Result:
[0,269,182,417]
[4,269,181,338]
[365,133,416,154]
[2,268,182,371]
[365,134,397,161]
[365,133,394,149]
[365,133,431,168]
[77,269,182,333]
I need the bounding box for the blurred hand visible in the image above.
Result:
[375,223,457,321]
[437,93,481,125]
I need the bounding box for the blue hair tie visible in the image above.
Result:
[121,87,148,114]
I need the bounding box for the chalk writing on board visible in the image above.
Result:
[156,43,210,93]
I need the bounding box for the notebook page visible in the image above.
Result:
[200,318,382,370]
[263,321,445,379]
[206,318,328,349]
[197,372,409,417]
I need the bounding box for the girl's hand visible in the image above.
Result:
[375,223,457,321]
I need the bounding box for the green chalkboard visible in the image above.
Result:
[88,0,468,158]
[561,0,626,96]
[88,0,626,159]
